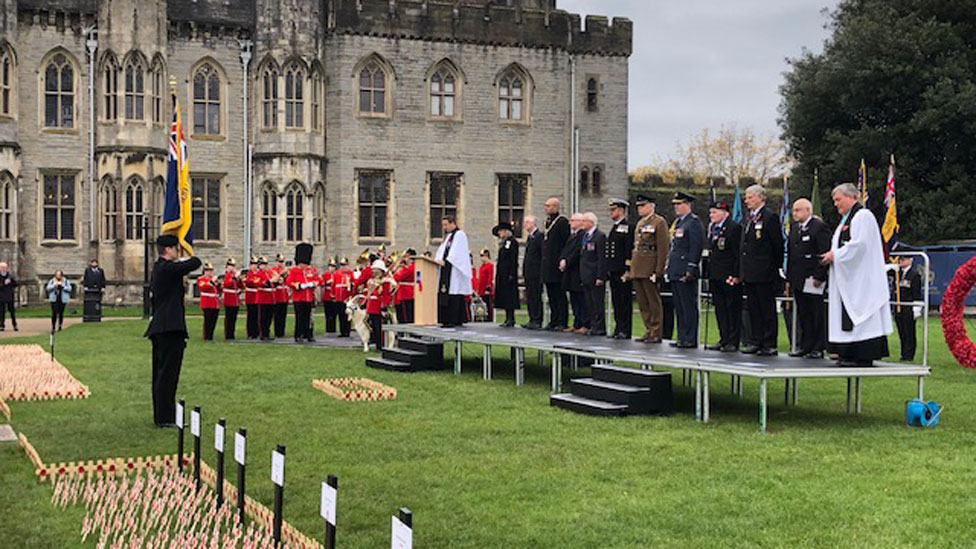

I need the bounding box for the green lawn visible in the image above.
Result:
[1,313,973,548]
[10,304,146,319]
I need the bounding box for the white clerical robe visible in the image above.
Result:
[828,208,893,343]
[435,229,473,296]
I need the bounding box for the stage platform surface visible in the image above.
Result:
[385,323,931,432]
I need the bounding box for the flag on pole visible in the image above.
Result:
[709,183,717,205]
[881,154,899,257]
[811,168,822,217]
[857,158,869,207]
[780,176,790,269]
[162,81,193,255]
[731,183,743,224]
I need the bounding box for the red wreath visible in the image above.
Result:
[941,255,976,368]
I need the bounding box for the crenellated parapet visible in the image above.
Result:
[328,0,632,56]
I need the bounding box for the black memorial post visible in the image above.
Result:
[272,444,286,545]
[192,406,201,491]
[176,399,185,473]
[215,418,226,508]
[235,428,247,524]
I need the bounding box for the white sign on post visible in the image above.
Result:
[271,450,285,487]
[214,424,225,452]
[190,410,200,436]
[234,433,246,465]
[320,483,337,526]
[175,402,184,428]
[391,516,412,549]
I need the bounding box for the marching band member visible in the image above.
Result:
[244,256,259,339]
[321,257,338,334]
[271,254,290,338]
[334,258,354,337]
[287,244,317,343]
[249,257,275,340]
[392,249,417,324]
[221,258,242,340]
[197,262,220,341]
[364,259,397,348]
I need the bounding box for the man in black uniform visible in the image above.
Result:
[542,197,570,330]
[739,184,784,356]
[579,212,608,336]
[560,213,587,333]
[605,198,634,339]
[786,198,831,358]
[666,192,704,348]
[145,234,201,428]
[522,216,544,329]
[492,222,520,327]
[704,201,742,352]
[0,261,17,331]
[889,254,923,361]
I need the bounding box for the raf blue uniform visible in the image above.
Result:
[666,196,705,347]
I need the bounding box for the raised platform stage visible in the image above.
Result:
[384,323,931,432]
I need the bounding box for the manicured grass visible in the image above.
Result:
[10,304,146,319]
[0,313,972,548]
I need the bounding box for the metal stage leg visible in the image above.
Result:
[855,377,862,414]
[537,350,544,368]
[917,376,924,400]
[483,345,492,380]
[784,378,791,407]
[703,372,710,423]
[846,378,852,414]
[792,378,798,406]
[515,348,525,386]
[571,355,578,372]
[731,374,736,395]
[550,354,563,393]
[454,341,462,375]
[737,376,743,397]
[694,371,702,421]
[759,379,768,433]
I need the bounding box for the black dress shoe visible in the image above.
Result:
[588,330,607,337]
[740,345,760,354]
[307,338,316,343]
[635,335,650,343]
[613,333,630,340]
[788,350,808,358]
[676,342,697,349]
[806,351,824,359]
[669,341,680,347]
[757,348,778,356]
[704,344,723,351]
[522,323,541,330]
[720,344,739,352]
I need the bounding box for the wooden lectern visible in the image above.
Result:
[413,256,440,325]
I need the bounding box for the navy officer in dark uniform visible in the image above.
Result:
[145,234,201,428]
[666,191,704,348]
[605,198,634,339]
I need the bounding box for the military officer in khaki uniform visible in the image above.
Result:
[623,194,670,343]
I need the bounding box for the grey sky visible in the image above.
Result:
[559,0,839,169]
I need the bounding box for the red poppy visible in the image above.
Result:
[942,255,976,368]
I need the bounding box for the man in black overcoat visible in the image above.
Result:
[492,222,520,327]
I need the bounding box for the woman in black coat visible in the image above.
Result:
[492,222,520,327]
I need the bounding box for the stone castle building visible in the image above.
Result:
[0,0,631,302]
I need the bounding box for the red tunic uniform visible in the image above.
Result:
[333,270,353,302]
[271,265,289,304]
[222,272,242,307]
[320,270,335,302]
[392,264,415,304]
[248,270,275,305]
[354,266,373,291]
[197,276,220,309]
[243,269,258,305]
[478,261,495,296]
[364,280,393,314]
[287,266,318,302]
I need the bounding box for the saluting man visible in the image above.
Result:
[624,194,670,343]
[666,191,705,348]
[492,222,520,328]
[197,262,220,341]
[221,258,242,340]
[605,198,634,339]
[145,234,201,428]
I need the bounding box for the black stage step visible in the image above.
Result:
[570,378,654,413]
[549,393,628,417]
[397,337,446,369]
[365,356,414,373]
[382,347,428,369]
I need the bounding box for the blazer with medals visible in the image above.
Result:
[888,264,922,304]
[630,214,669,279]
[541,214,570,284]
[666,213,705,281]
[786,216,830,289]
[605,217,634,277]
[560,230,584,292]
[705,218,742,282]
[494,235,520,309]
[739,204,784,283]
